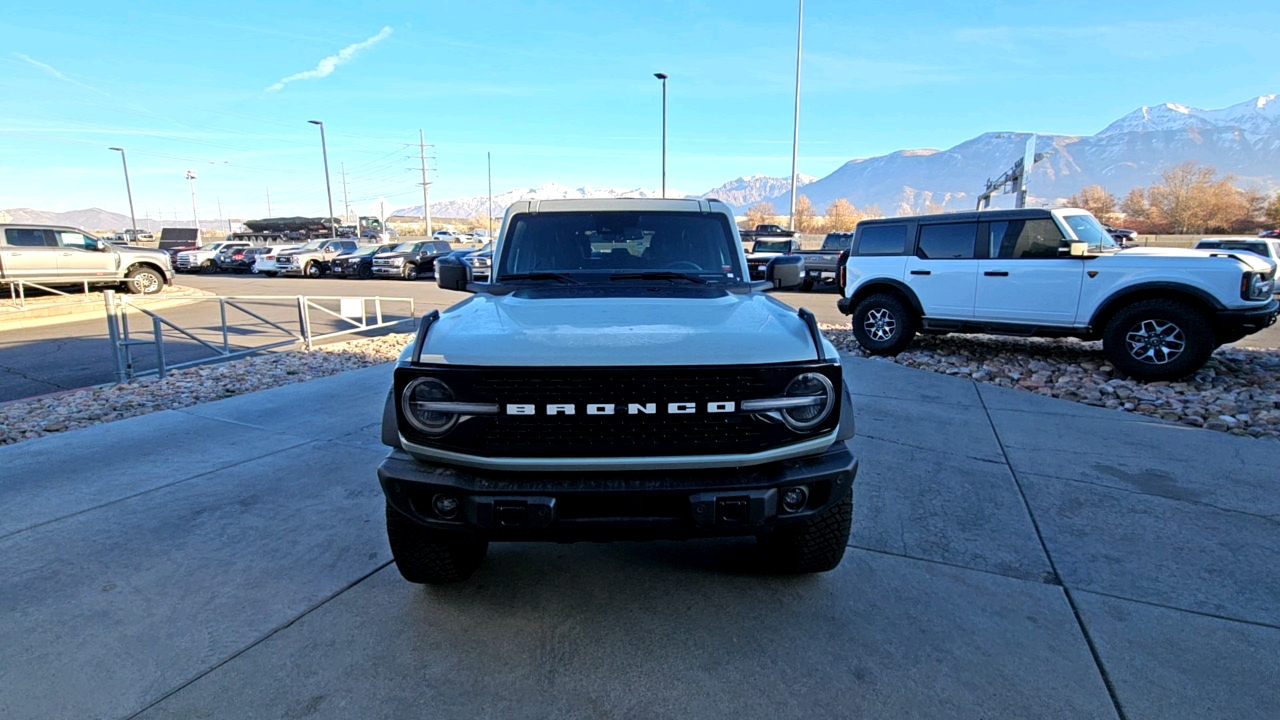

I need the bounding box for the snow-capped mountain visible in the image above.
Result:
[394,182,686,219]
[696,174,816,210]
[1099,95,1279,136]
[784,94,1280,214]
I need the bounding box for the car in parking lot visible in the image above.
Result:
[377,198,856,584]
[462,243,492,282]
[836,207,1277,380]
[1193,237,1280,270]
[251,244,301,277]
[216,246,268,273]
[0,223,174,294]
[176,241,249,273]
[371,240,454,280]
[329,243,399,279]
[275,239,359,278]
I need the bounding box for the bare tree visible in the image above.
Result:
[824,198,858,232]
[745,202,776,230]
[1066,185,1118,220]
[1146,162,1257,233]
[793,195,820,233]
[1265,194,1280,226]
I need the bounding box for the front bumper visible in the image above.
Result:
[377,440,857,542]
[1214,298,1279,339]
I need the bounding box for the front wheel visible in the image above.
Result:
[125,266,165,295]
[200,259,215,274]
[304,261,322,278]
[402,264,419,281]
[386,503,488,584]
[758,493,852,574]
[1102,299,1214,381]
[850,293,917,355]
[358,264,373,279]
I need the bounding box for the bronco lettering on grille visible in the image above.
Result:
[504,402,736,416]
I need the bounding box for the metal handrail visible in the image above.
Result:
[102,291,416,381]
[3,278,98,310]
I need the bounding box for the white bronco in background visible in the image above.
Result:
[836,208,1277,381]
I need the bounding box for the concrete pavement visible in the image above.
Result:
[1,357,1277,719]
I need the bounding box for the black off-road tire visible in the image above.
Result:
[1102,298,1215,381]
[125,266,165,295]
[758,493,852,574]
[851,293,917,355]
[385,503,488,584]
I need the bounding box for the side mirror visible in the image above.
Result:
[436,256,471,292]
[1067,241,1089,257]
[765,255,804,290]
[96,239,111,252]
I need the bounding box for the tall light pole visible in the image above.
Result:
[108,147,138,241]
[654,73,668,199]
[308,120,337,237]
[185,170,200,238]
[788,0,804,231]
[419,129,432,237]
[340,162,351,223]
[487,151,493,240]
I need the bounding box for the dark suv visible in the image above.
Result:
[371,240,454,280]
[329,243,399,279]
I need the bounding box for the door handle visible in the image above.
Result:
[909,270,931,275]
[60,252,73,256]
[984,271,1009,277]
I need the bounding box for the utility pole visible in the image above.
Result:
[108,148,137,241]
[185,170,199,237]
[217,196,224,233]
[654,73,668,198]
[788,0,804,231]
[266,187,272,216]
[340,162,351,223]
[419,129,432,236]
[487,151,493,240]
[307,120,336,237]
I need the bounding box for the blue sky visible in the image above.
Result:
[1,0,1276,220]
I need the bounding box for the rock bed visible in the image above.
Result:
[821,324,1280,440]
[0,333,413,447]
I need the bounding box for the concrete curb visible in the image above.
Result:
[0,286,214,331]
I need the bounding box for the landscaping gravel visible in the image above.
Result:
[0,333,412,446]
[821,324,1280,440]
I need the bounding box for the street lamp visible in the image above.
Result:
[108,147,138,242]
[788,0,804,231]
[308,120,337,237]
[185,170,200,239]
[654,73,668,199]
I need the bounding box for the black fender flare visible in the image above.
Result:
[1087,282,1225,329]
[849,279,925,316]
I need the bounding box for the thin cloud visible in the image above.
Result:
[266,26,392,92]
[12,52,108,94]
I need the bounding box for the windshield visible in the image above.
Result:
[1061,213,1116,252]
[351,245,381,256]
[297,241,325,251]
[752,240,792,253]
[1197,241,1269,258]
[496,211,742,282]
[392,242,418,252]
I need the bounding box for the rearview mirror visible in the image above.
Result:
[765,255,804,290]
[436,256,472,292]
[1067,241,1088,257]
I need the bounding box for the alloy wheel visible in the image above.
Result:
[1125,319,1186,365]
[863,308,896,342]
[134,272,160,294]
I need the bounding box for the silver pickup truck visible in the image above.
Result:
[0,223,175,294]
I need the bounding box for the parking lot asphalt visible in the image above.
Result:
[0,273,847,403]
[2,357,1276,719]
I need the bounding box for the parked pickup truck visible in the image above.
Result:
[377,197,857,584]
[836,207,1278,380]
[794,232,854,291]
[275,239,359,278]
[371,240,454,280]
[746,238,801,280]
[0,223,174,294]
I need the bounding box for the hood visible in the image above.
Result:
[1119,246,1275,272]
[418,290,830,367]
[119,246,170,260]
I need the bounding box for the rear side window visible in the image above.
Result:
[917,223,978,259]
[856,224,907,256]
[988,219,1065,259]
[4,229,55,247]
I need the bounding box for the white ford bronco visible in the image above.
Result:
[378,198,857,583]
[836,208,1278,381]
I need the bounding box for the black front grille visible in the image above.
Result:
[395,363,841,458]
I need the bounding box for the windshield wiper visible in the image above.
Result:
[498,272,580,284]
[609,271,707,284]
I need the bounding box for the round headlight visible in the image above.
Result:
[401,378,459,435]
[781,372,835,431]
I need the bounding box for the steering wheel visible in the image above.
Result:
[664,261,702,271]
